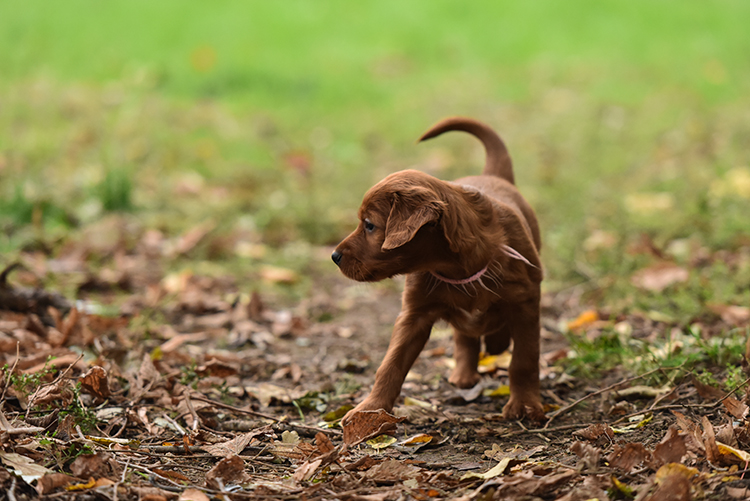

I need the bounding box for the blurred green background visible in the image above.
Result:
[1,0,749,316]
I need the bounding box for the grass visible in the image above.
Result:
[1,1,750,323]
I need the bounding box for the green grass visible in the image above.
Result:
[1,0,750,318]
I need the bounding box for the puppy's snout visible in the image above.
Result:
[331,250,343,266]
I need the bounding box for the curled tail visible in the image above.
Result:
[418,117,514,184]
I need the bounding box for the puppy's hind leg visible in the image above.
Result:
[449,329,481,388]
[483,329,511,355]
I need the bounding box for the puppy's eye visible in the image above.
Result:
[364,219,376,233]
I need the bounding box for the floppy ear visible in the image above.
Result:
[382,195,442,251]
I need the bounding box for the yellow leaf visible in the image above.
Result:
[483,385,511,398]
[478,351,512,372]
[66,478,96,491]
[612,413,653,433]
[611,475,635,497]
[400,434,434,447]
[655,463,699,483]
[567,310,598,331]
[366,435,397,450]
[403,397,434,409]
[461,457,514,480]
[717,442,750,462]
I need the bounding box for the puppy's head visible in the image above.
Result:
[332,170,448,282]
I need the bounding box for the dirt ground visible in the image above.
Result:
[1,240,750,500]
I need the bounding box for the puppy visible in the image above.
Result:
[332,117,544,421]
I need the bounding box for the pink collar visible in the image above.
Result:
[430,263,489,285]
[429,245,536,285]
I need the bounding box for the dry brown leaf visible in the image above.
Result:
[152,469,190,483]
[260,266,299,285]
[727,486,750,499]
[644,472,691,501]
[631,262,688,292]
[205,455,250,489]
[36,473,81,495]
[692,376,725,401]
[607,443,652,472]
[570,441,600,471]
[723,396,750,420]
[315,431,335,455]
[203,431,259,457]
[709,304,750,325]
[342,409,405,446]
[362,459,422,483]
[70,452,116,479]
[179,488,211,501]
[702,415,721,464]
[196,359,238,378]
[573,423,614,442]
[79,366,110,402]
[29,380,74,409]
[293,458,323,483]
[672,411,706,455]
[652,426,687,467]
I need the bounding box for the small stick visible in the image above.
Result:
[544,366,665,428]
[189,394,342,437]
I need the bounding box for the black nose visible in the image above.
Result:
[331,250,343,266]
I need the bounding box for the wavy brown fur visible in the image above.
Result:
[332,117,544,423]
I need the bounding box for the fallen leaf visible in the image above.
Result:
[631,262,688,292]
[293,458,323,482]
[478,351,512,372]
[179,488,211,501]
[0,451,54,483]
[460,457,514,480]
[205,455,250,489]
[70,452,114,479]
[610,476,636,498]
[203,431,260,457]
[709,304,750,325]
[260,266,299,285]
[567,310,598,331]
[483,385,511,397]
[366,435,397,450]
[652,426,687,467]
[702,416,721,464]
[79,366,110,402]
[716,442,750,464]
[37,473,81,495]
[362,459,421,483]
[692,377,725,401]
[614,385,671,400]
[607,443,652,472]
[342,409,405,447]
[570,441,600,471]
[574,423,615,441]
[723,396,750,420]
[66,478,96,491]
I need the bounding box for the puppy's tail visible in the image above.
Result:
[418,117,514,184]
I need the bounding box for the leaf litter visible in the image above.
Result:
[1,221,750,499]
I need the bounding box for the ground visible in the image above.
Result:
[1,236,749,500]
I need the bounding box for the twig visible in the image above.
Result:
[500,423,588,438]
[185,392,201,431]
[26,353,84,419]
[544,366,665,428]
[0,342,21,402]
[189,394,342,436]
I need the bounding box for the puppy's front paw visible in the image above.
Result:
[502,394,545,422]
[449,368,481,389]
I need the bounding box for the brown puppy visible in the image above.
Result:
[332,117,544,421]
